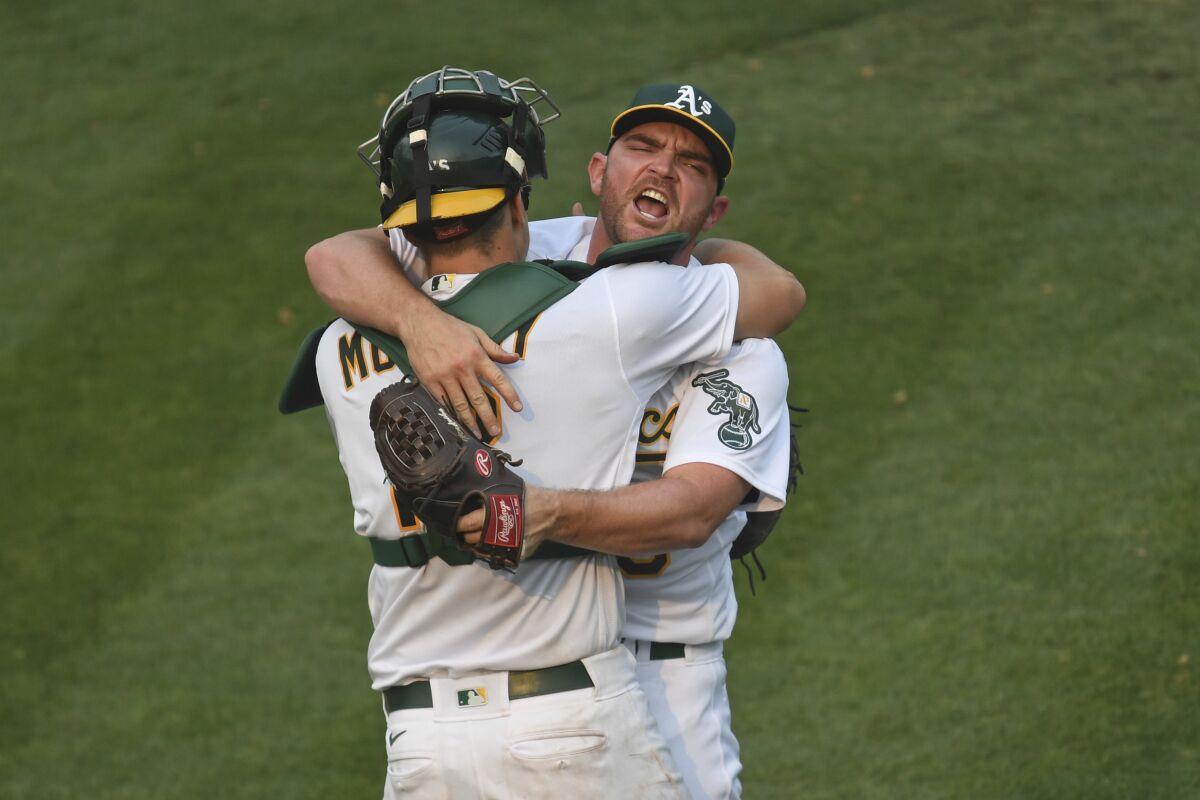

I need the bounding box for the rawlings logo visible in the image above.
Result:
[665,85,713,117]
[474,450,492,477]
[485,495,523,547]
[692,369,761,451]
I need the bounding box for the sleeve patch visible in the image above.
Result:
[691,369,761,451]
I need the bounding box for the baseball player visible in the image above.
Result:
[507,340,791,800]
[308,82,796,799]
[288,67,802,799]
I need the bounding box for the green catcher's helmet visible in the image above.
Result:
[357,66,560,234]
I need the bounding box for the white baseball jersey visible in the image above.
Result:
[622,338,791,644]
[316,247,740,689]
[394,217,790,646]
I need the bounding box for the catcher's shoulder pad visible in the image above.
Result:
[279,322,333,414]
[539,258,597,283]
[436,261,578,339]
[593,232,690,269]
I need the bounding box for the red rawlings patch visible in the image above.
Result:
[474,450,493,477]
[484,494,523,549]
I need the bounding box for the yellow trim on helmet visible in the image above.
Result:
[383,187,508,229]
[610,104,734,174]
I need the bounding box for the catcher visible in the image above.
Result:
[282,67,804,799]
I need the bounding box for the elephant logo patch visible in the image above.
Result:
[692,369,760,451]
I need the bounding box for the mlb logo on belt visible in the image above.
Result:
[457,687,488,707]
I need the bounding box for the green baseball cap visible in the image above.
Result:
[609,83,736,179]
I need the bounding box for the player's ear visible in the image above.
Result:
[587,153,607,198]
[508,190,527,228]
[701,195,730,233]
[507,192,530,259]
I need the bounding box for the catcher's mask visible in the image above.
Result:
[358,66,560,237]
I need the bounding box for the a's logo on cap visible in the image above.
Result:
[665,85,713,117]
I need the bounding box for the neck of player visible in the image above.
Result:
[422,196,530,276]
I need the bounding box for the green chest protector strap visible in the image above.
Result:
[278,234,689,569]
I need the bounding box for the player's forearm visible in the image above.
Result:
[305,228,433,336]
[698,238,806,339]
[529,484,714,555]
[527,464,749,555]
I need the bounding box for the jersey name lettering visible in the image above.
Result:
[338,332,396,389]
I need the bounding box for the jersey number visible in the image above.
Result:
[391,488,423,532]
[617,553,670,578]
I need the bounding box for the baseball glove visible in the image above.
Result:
[729,409,805,562]
[369,376,527,571]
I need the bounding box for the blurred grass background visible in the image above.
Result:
[1,1,1197,797]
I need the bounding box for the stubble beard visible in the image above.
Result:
[597,170,711,248]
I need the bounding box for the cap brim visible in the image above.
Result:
[610,105,733,177]
[383,187,508,229]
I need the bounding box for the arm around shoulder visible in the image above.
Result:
[304,227,523,436]
[695,238,806,339]
[305,227,424,333]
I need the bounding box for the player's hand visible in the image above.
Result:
[397,305,522,439]
[458,509,486,546]
[571,201,585,216]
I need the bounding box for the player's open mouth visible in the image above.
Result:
[634,189,669,220]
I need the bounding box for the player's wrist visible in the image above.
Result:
[392,291,436,343]
[525,486,562,544]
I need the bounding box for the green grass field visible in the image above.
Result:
[2,1,1197,797]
